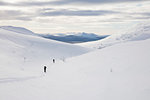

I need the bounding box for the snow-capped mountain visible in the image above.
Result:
[39,32,108,43]
[79,23,150,49]
[53,32,102,38]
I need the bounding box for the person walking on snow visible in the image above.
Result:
[53,59,55,63]
[44,66,47,73]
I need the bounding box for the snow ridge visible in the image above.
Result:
[0,26,35,36]
[79,22,150,49]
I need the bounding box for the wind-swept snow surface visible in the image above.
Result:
[0,27,150,100]
[79,22,150,49]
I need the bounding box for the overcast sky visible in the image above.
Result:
[0,0,150,35]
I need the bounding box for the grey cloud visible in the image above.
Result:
[141,12,150,16]
[112,13,150,21]
[130,13,150,20]
[0,1,56,6]
[15,16,32,21]
[134,16,150,20]
[50,0,149,5]
[0,1,9,5]
[128,12,150,18]
[0,10,32,21]
[0,10,22,16]
[40,9,119,16]
[0,0,149,6]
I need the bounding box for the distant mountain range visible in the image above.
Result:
[0,26,109,43]
[39,32,109,43]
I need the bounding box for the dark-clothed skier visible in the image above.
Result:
[44,66,47,73]
[53,59,55,63]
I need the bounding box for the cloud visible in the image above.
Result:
[40,9,119,16]
[0,10,32,21]
[0,1,10,5]
[0,0,148,6]
[50,0,149,5]
[142,12,150,16]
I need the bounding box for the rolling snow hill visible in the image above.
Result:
[0,26,35,35]
[0,23,150,100]
[79,23,150,49]
[0,27,90,76]
[0,33,150,100]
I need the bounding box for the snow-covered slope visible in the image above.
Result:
[0,27,90,76]
[0,35,150,100]
[0,26,35,35]
[79,23,150,49]
[48,39,150,100]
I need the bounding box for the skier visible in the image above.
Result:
[53,59,55,63]
[44,66,47,73]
